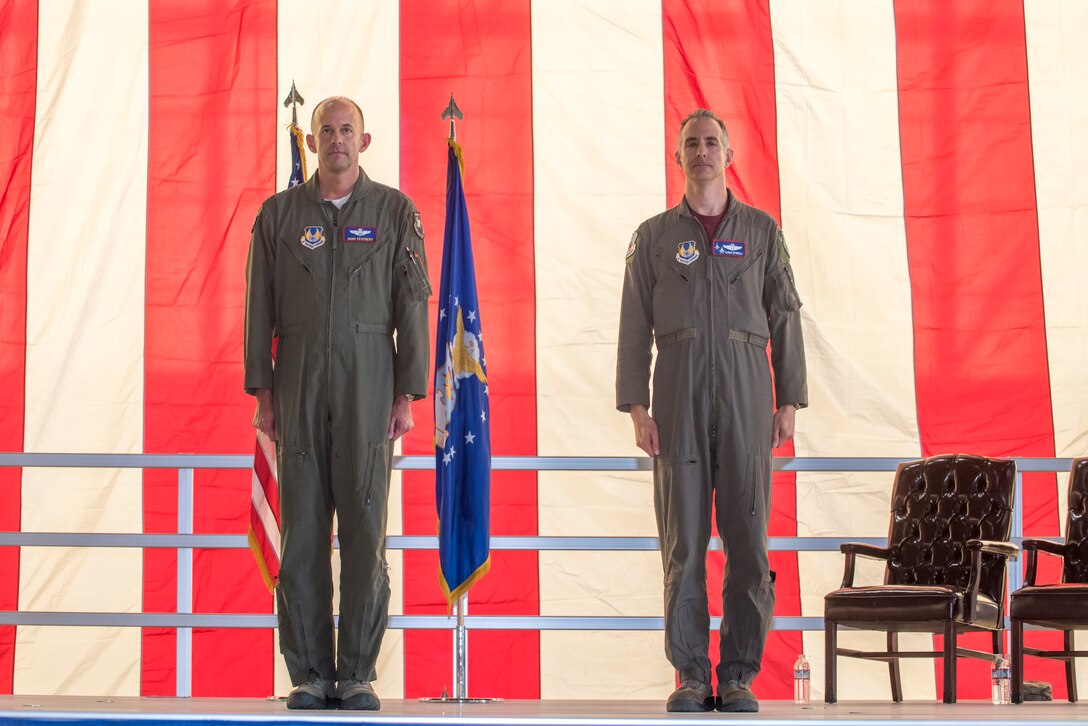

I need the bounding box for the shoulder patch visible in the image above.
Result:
[413,211,424,240]
[776,230,791,265]
[625,231,639,261]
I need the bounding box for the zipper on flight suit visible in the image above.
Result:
[326,203,341,416]
[689,217,718,445]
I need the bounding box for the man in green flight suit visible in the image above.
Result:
[244,96,431,711]
[616,109,807,713]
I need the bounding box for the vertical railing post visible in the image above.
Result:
[176,467,194,698]
[1010,468,1024,595]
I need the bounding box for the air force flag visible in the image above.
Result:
[434,139,491,604]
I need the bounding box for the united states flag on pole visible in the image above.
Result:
[0,0,1085,703]
[247,432,280,593]
[245,105,307,593]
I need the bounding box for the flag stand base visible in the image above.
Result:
[418,594,503,704]
[419,693,503,704]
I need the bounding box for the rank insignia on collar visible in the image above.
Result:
[713,239,745,257]
[676,240,699,265]
[300,226,325,249]
[413,211,424,240]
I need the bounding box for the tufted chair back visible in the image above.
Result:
[1062,458,1088,584]
[885,454,1016,603]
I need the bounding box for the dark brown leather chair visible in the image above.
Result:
[1010,457,1088,704]
[824,454,1019,703]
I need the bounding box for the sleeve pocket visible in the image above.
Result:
[398,250,432,303]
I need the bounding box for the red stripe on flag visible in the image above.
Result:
[663,0,801,698]
[249,434,280,592]
[894,0,1059,699]
[0,0,36,695]
[144,0,277,696]
[399,0,539,698]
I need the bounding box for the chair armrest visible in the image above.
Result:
[838,542,889,588]
[963,539,1018,624]
[1022,538,1066,586]
[967,539,1020,560]
[840,542,890,560]
[1022,538,1064,555]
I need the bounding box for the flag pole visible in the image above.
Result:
[445,93,470,702]
[455,593,467,699]
[420,94,499,705]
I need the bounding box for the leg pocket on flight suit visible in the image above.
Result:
[744,453,771,520]
[360,441,391,531]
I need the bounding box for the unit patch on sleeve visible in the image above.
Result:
[413,211,424,239]
[625,231,639,261]
[344,226,378,243]
[300,226,325,250]
[712,239,745,257]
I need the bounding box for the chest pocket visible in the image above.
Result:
[275,233,316,329]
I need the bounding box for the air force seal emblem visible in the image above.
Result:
[300,226,325,249]
[676,240,699,265]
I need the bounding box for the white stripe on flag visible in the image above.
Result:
[274,2,405,697]
[770,0,929,700]
[18,0,148,696]
[1026,0,1088,539]
[531,0,671,699]
[251,471,281,559]
[277,0,401,189]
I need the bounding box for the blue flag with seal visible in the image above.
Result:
[434,138,491,604]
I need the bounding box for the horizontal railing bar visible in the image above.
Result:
[0,532,903,551]
[0,611,1050,632]
[2,532,1059,551]
[0,453,1075,473]
[0,611,824,631]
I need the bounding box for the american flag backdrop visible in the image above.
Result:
[1,0,1087,703]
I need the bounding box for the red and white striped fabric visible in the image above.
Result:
[1,0,1086,702]
[248,431,280,593]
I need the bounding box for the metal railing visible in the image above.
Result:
[0,452,1072,696]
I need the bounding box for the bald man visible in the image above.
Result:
[245,96,430,710]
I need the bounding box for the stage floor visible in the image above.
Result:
[0,696,1083,726]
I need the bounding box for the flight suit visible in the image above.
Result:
[616,192,807,687]
[244,169,430,686]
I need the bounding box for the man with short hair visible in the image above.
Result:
[616,108,807,713]
[245,96,431,710]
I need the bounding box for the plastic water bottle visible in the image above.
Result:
[991,655,1011,705]
[793,653,811,704]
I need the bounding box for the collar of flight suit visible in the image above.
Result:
[303,166,375,206]
[677,187,738,221]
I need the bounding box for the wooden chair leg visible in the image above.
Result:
[888,632,902,702]
[1065,629,1078,703]
[1011,619,1024,704]
[825,620,838,704]
[943,621,957,704]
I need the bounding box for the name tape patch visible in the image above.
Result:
[713,239,745,257]
[344,226,378,243]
